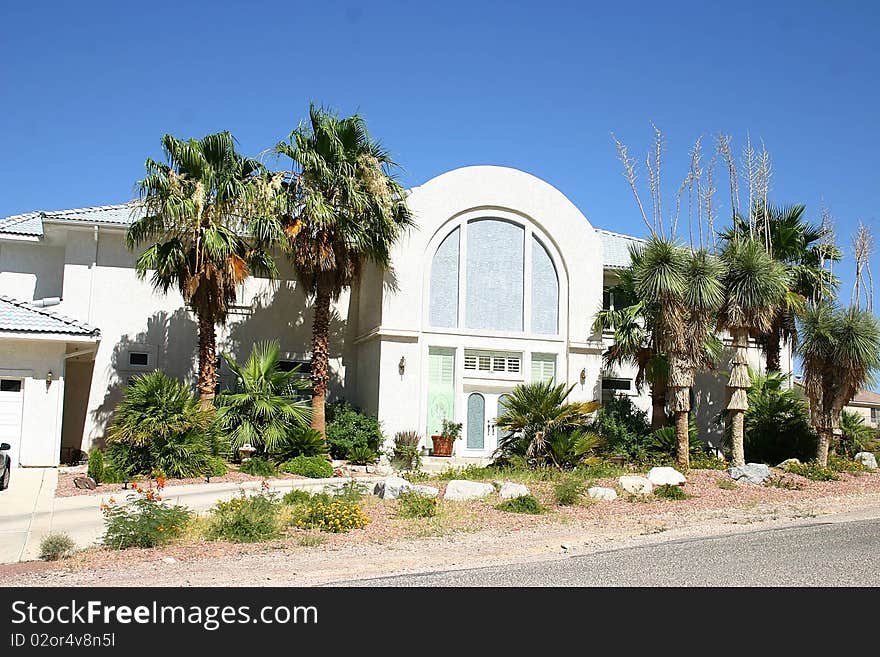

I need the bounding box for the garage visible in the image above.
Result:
[0,378,23,465]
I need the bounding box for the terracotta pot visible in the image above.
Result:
[431,435,454,457]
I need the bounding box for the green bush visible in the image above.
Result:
[654,484,691,500]
[397,491,438,518]
[827,454,868,474]
[594,395,653,461]
[206,456,228,478]
[87,449,104,483]
[650,419,704,459]
[102,493,191,549]
[347,445,377,465]
[391,430,421,471]
[270,428,328,461]
[767,474,804,490]
[553,478,584,506]
[281,456,334,479]
[294,498,371,532]
[716,478,738,490]
[39,533,75,561]
[783,461,839,481]
[239,457,277,477]
[690,454,728,470]
[835,412,878,458]
[496,495,543,514]
[206,493,282,543]
[325,401,385,460]
[282,489,313,506]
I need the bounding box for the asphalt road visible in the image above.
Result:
[339,517,880,586]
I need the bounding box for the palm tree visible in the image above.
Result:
[494,380,600,467]
[838,410,877,458]
[274,105,413,436]
[127,132,278,406]
[216,341,312,454]
[717,238,790,466]
[799,303,880,465]
[629,238,724,469]
[721,205,840,371]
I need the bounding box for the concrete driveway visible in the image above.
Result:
[0,472,381,563]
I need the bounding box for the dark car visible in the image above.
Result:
[0,443,10,490]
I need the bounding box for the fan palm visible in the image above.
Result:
[274,105,413,436]
[494,380,600,468]
[837,410,878,458]
[717,237,789,466]
[799,303,880,465]
[215,341,312,454]
[127,132,278,405]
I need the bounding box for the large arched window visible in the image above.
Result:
[428,217,560,335]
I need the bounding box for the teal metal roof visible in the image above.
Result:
[597,228,646,269]
[0,296,100,337]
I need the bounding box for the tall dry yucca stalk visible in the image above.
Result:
[852,222,875,312]
[718,134,740,238]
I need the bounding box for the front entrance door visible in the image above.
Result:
[462,391,513,456]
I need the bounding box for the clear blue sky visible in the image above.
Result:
[1,0,878,303]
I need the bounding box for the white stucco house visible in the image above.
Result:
[0,165,787,467]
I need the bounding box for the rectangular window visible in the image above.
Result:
[463,350,522,377]
[601,377,633,402]
[0,379,22,392]
[531,354,556,384]
[128,352,149,367]
[871,408,879,424]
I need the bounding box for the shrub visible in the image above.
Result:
[205,493,282,543]
[397,491,438,518]
[206,456,228,478]
[325,401,384,460]
[546,429,605,468]
[690,455,728,470]
[649,419,704,459]
[827,454,868,474]
[391,430,422,471]
[270,428,328,461]
[654,484,691,500]
[87,449,104,483]
[281,456,334,479]
[716,478,738,490]
[767,474,804,490]
[239,457,277,477]
[332,480,369,502]
[105,371,225,479]
[783,461,839,481]
[294,498,371,532]
[347,445,377,465]
[39,533,75,561]
[593,395,653,461]
[836,411,878,458]
[553,478,584,506]
[496,495,543,514]
[282,489,313,506]
[102,492,191,549]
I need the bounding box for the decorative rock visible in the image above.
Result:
[347,465,368,474]
[588,486,618,501]
[373,476,413,500]
[498,482,531,499]
[728,463,771,485]
[73,476,97,490]
[618,475,653,495]
[443,479,495,501]
[161,556,177,564]
[777,458,801,469]
[854,452,878,470]
[647,466,686,487]
[410,484,440,498]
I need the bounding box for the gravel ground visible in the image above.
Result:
[6,468,880,587]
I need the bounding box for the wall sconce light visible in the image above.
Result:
[579,368,586,386]
[46,370,53,389]
[398,356,406,376]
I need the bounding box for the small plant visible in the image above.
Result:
[716,478,738,490]
[392,430,422,471]
[271,428,328,461]
[397,491,438,518]
[102,488,191,549]
[282,489,313,506]
[87,449,104,483]
[206,456,228,478]
[346,445,377,465]
[767,474,804,490]
[296,533,327,547]
[496,494,543,514]
[206,492,282,543]
[39,533,75,561]
[690,455,728,470]
[333,480,368,502]
[654,484,691,500]
[281,455,334,478]
[783,461,839,481]
[827,454,868,474]
[553,478,584,506]
[239,457,277,477]
[294,498,371,533]
[441,419,463,440]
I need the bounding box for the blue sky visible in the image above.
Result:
[1,0,878,304]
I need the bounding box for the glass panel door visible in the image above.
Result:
[466,393,485,450]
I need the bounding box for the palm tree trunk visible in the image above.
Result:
[310,286,332,438]
[675,410,689,470]
[816,428,831,466]
[730,410,745,467]
[196,311,217,409]
[651,385,667,430]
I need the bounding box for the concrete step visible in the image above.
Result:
[420,455,492,473]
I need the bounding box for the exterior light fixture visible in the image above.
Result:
[122,476,129,490]
[579,368,586,385]
[398,356,406,376]
[46,370,53,389]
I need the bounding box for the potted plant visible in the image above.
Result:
[431,419,462,457]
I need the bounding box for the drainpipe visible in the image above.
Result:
[87,225,98,323]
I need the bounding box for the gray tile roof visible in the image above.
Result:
[0,296,100,337]
[0,203,142,236]
[0,212,44,236]
[597,228,646,269]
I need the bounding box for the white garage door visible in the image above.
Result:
[0,379,24,467]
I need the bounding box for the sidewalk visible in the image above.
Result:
[0,473,382,563]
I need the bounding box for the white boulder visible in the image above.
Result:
[373,476,413,500]
[410,484,440,498]
[728,463,771,485]
[854,452,878,470]
[588,486,618,501]
[444,480,496,501]
[618,475,653,495]
[647,466,686,487]
[498,482,531,499]
[777,458,801,469]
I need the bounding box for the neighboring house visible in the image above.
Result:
[845,390,880,429]
[0,165,780,466]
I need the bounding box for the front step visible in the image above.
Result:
[420,455,492,473]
